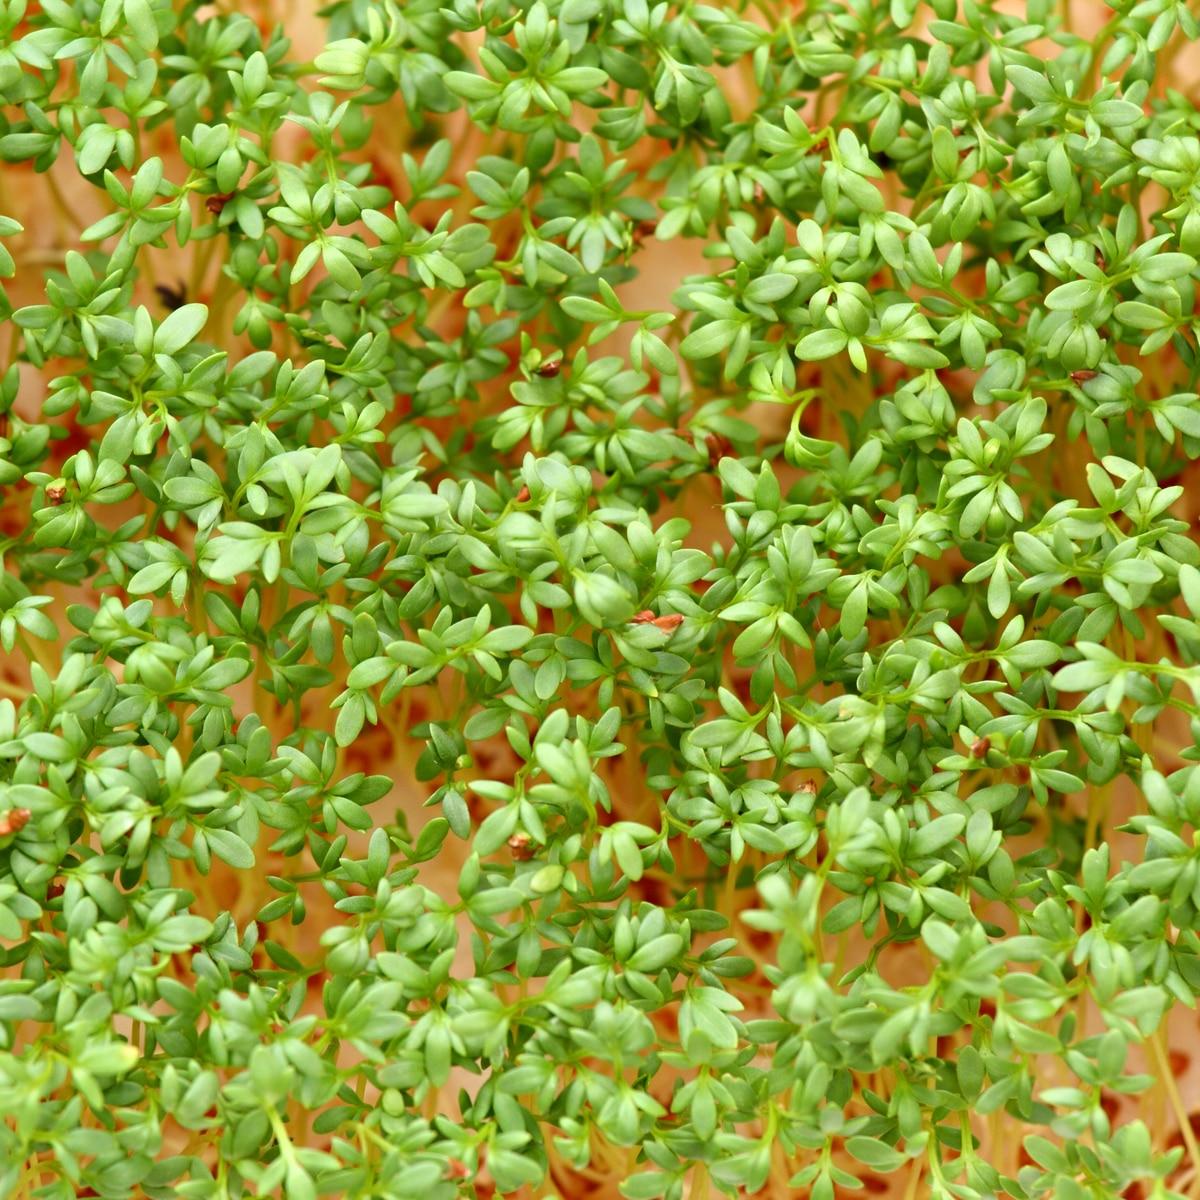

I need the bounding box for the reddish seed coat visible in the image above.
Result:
[704,433,734,465]
[0,808,30,835]
[631,610,683,632]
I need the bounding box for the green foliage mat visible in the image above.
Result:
[2,0,1200,1197]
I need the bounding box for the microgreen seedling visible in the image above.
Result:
[2,1,1200,1198]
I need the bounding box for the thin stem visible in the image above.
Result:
[1151,1030,1200,1188]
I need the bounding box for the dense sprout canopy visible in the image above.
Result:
[4,0,1200,1197]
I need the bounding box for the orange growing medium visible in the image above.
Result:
[4,0,1200,1198]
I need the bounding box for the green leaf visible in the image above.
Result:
[627,933,683,973]
[154,304,209,355]
[681,320,740,359]
[795,327,849,360]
